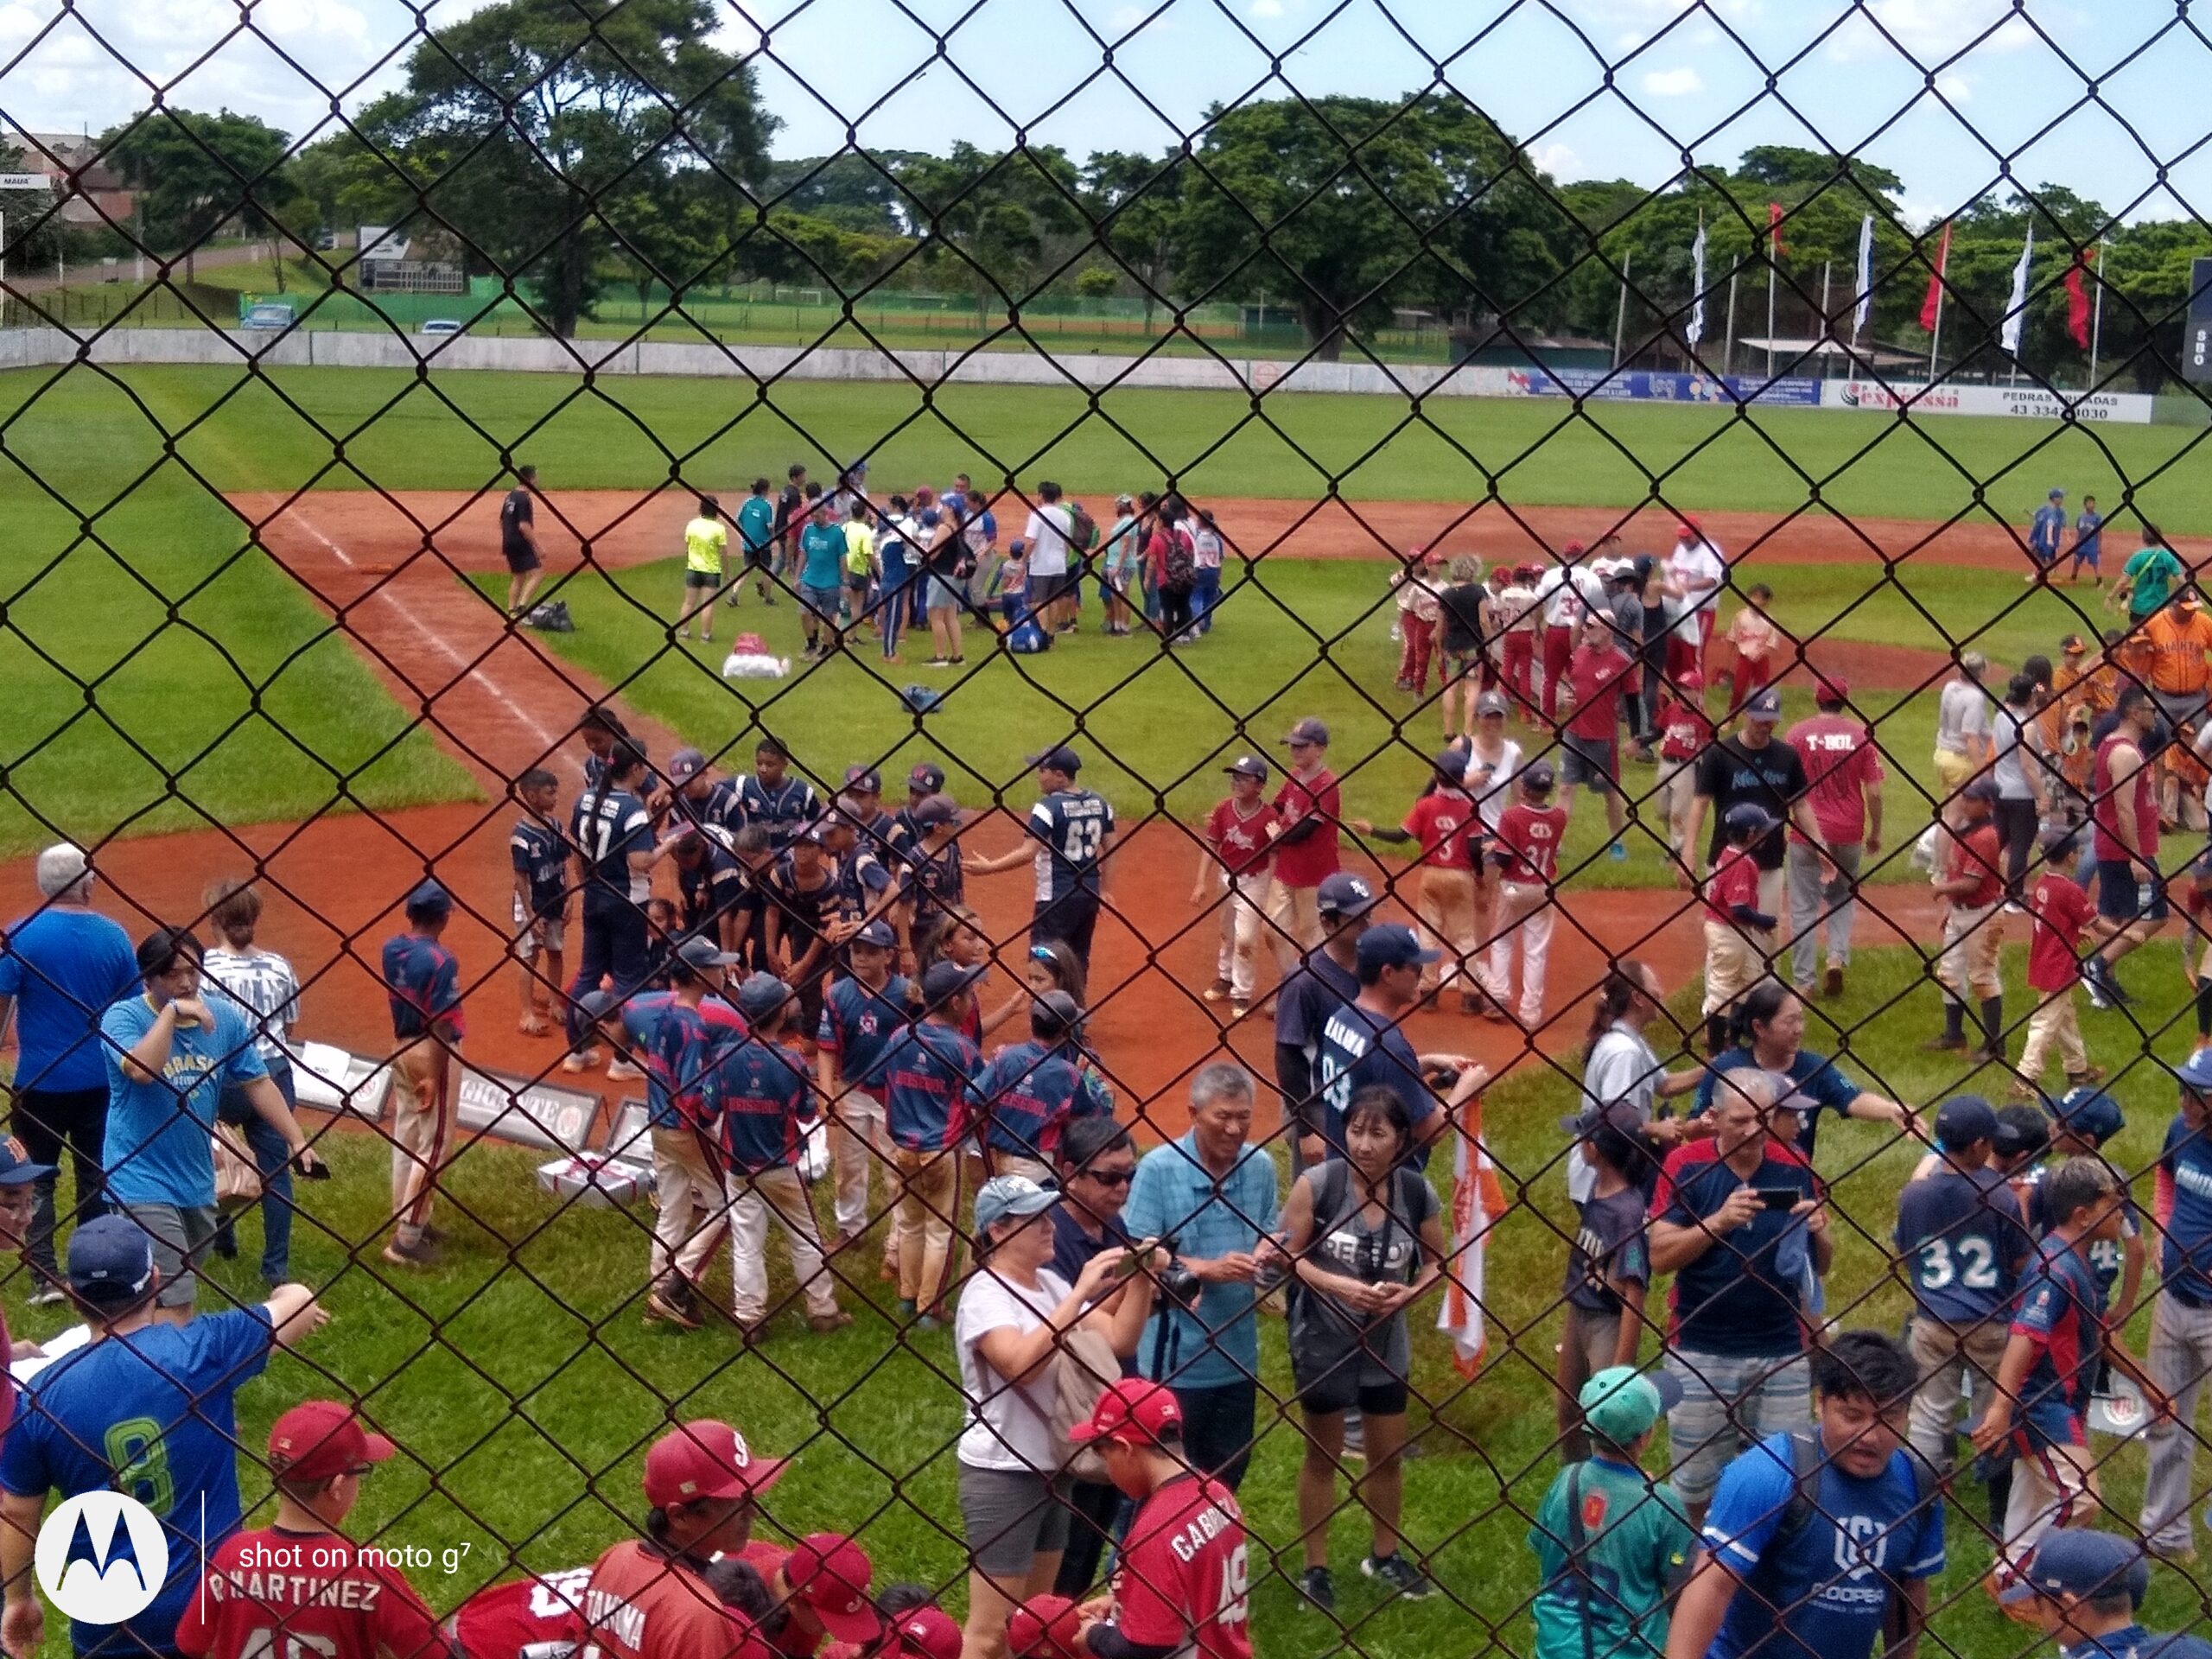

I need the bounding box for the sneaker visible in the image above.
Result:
[562,1049,601,1073]
[28,1285,65,1307]
[1229,1000,1252,1021]
[381,1235,439,1270]
[2003,901,2026,916]
[1362,1554,1435,1600]
[1203,977,1233,1003]
[2068,1065,2107,1086]
[2085,976,2113,1012]
[808,1309,855,1334]
[607,1058,645,1083]
[1459,992,1484,1015]
[1822,965,1845,999]
[645,1286,702,1331]
[1921,1034,1968,1053]
[1298,1567,1337,1614]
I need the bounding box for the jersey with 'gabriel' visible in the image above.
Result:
[1110,1473,1253,1659]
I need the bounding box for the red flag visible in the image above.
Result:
[2065,246,2094,349]
[1768,201,1786,259]
[1920,220,1952,333]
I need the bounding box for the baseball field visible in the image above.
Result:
[3,359,2208,1656]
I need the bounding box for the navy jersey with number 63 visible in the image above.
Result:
[1893,1167,2028,1325]
[1027,788,1115,903]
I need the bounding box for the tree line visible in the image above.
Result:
[51,0,2212,385]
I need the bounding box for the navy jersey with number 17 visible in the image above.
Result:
[570,789,654,902]
[1028,788,1115,902]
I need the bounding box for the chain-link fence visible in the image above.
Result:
[9,4,2212,1659]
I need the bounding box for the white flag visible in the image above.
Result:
[1853,213,1874,340]
[1687,218,1707,346]
[2002,223,2034,356]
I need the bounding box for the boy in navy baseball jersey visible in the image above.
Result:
[706,974,849,1336]
[968,989,1112,1184]
[381,882,464,1268]
[2138,1049,2212,1555]
[966,747,1116,971]
[510,767,568,1036]
[816,919,914,1255]
[877,960,983,1321]
[734,738,823,849]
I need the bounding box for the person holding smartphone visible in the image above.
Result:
[1646,1067,1829,1529]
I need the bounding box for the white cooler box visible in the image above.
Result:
[537,1154,651,1208]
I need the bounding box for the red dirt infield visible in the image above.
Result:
[0,489,1956,1150]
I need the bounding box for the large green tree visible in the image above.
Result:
[352,0,773,336]
[100,109,301,283]
[893,144,1084,325]
[1081,150,1183,330]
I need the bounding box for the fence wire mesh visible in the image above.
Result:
[9,3,2212,1659]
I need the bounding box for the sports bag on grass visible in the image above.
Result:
[524,600,574,632]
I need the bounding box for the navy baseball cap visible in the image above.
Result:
[2024,1528,2145,1605]
[1522,759,1557,792]
[1962,777,2000,803]
[922,960,985,1005]
[912,793,961,827]
[734,973,793,1021]
[1223,755,1268,781]
[1934,1095,1999,1148]
[844,765,883,794]
[1477,690,1510,716]
[1315,872,1377,918]
[667,747,709,783]
[405,880,452,918]
[2049,1086,2125,1147]
[0,1138,54,1187]
[68,1214,157,1309]
[1031,988,1081,1035]
[909,762,946,793]
[2049,486,2067,500]
[2180,1048,2212,1092]
[1357,924,1439,973]
[1721,803,1777,839]
[1433,749,1467,780]
[852,919,897,950]
[1282,716,1330,747]
[674,936,741,973]
[1031,747,1082,776]
[1743,688,1783,721]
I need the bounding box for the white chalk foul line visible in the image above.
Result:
[281,505,564,753]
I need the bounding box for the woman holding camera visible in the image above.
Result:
[1281,1085,1448,1612]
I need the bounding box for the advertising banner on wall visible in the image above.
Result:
[1822,378,2154,423]
[1501,366,1824,406]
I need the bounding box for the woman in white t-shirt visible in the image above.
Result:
[955,1174,1151,1659]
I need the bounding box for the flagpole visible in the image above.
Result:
[1766,261,1777,378]
[1820,259,1832,378]
[1928,287,1943,384]
[1724,263,1738,378]
[1612,251,1631,371]
[2089,237,2107,386]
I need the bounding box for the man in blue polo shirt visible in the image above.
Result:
[0,1216,330,1659]
[2138,1048,2212,1558]
[0,845,137,1298]
[1121,1061,1280,1491]
[1664,1331,1943,1659]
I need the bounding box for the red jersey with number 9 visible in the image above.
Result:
[1110,1475,1253,1659]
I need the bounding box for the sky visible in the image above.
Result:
[4,0,2209,227]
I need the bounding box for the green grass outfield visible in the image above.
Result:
[5,939,2194,1659]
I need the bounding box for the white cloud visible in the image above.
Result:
[1532,139,1580,177]
[1250,0,1283,15]
[1935,70,1973,103]
[1640,65,1704,97]
[1827,0,2037,63]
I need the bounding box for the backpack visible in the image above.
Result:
[523,600,573,632]
[1007,613,1052,654]
[902,684,945,714]
[1066,503,1097,553]
[1163,527,1197,591]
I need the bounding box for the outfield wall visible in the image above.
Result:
[0,326,2161,422]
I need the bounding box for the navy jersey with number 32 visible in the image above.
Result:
[1893,1168,2026,1325]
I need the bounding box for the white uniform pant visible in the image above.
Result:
[651,1126,726,1290]
[1487,880,1554,1027]
[725,1164,840,1326]
[830,1086,893,1242]
[1214,871,1273,1002]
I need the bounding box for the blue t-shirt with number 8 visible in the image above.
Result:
[0,1306,272,1656]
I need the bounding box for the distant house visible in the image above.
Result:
[0,130,135,226]
[356,226,464,293]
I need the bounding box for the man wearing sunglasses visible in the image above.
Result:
[176,1401,444,1659]
[1049,1116,1141,1599]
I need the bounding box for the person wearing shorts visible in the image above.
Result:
[677,493,727,644]
[499,463,543,619]
[735,475,776,603]
[796,501,847,660]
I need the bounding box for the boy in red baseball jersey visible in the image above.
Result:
[1268,717,1341,951]
[1700,806,1780,1052]
[1929,779,2008,1064]
[1192,756,1280,1019]
[176,1401,447,1659]
[1485,762,1567,1030]
[1656,672,1713,857]
[2018,825,2103,1100]
[1353,750,1489,1014]
[1556,613,1633,860]
[1067,1380,1252,1659]
[447,1567,591,1659]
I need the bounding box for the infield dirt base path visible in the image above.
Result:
[0,489,1960,1145]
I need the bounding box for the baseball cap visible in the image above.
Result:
[2024,1528,2145,1605]
[2186,593,2205,612]
[2180,1049,2212,1093]
[851,919,897,950]
[922,960,985,1005]
[268,1401,397,1484]
[667,747,709,783]
[1008,1601,1084,1659]
[405,880,452,918]
[1314,872,1376,918]
[1993,1103,2052,1162]
[1743,688,1783,721]
[1934,1095,1999,1148]
[0,1138,54,1187]
[2039,821,2080,857]
[1560,540,1586,557]
[1433,748,1468,779]
[67,1214,156,1310]
[1961,777,2001,803]
[1579,1367,1684,1444]
[1007,1595,1084,1659]
[1031,988,1081,1036]
[643,1420,787,1508]
[734,972,794,1022]
[1477,690,1510,716]
[1281,716,1330,747]
[1814,674,1849,702]
[1070,1377,1184,1446]
[1223,755,1268,781]
[674,936,742,973]
[785,1535,883,1644]
[1557,1100,1649,1139]
[2049,1086,2125,1147]
[909,762,946,793]
[974,1174,1061,1237]
[2049,486,2067,499]
[1675,522,1697,539]
[1031,746,1082,775]
[845,765,883,794]
[1356,924,1440,973]
[911,792,961,827]
[891,1607,963,1659]
[1721,803,1777,840]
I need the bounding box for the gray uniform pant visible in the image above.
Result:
[2139,1293,2212,1552]
[1787,839,1864,989]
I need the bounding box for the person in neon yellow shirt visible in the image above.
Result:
[677,494,728,644]
[841,498,877,632]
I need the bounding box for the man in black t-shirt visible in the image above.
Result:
[1679,687,1834,918]
[500,464,543,618]
[773,462,808,576]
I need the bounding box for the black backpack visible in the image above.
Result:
[1163,528,1197,591]
[523,600,574,632]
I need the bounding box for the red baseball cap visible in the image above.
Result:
[268,1401,397,1484]
[785,1534,882,1643]
[1560,540,1586,556]
[642,1421,787,1508]
[1815,673,1849,702]
[1068,1377,1182,1446]
[891,1606,963,1659]
[1007,1594,1085,1659]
